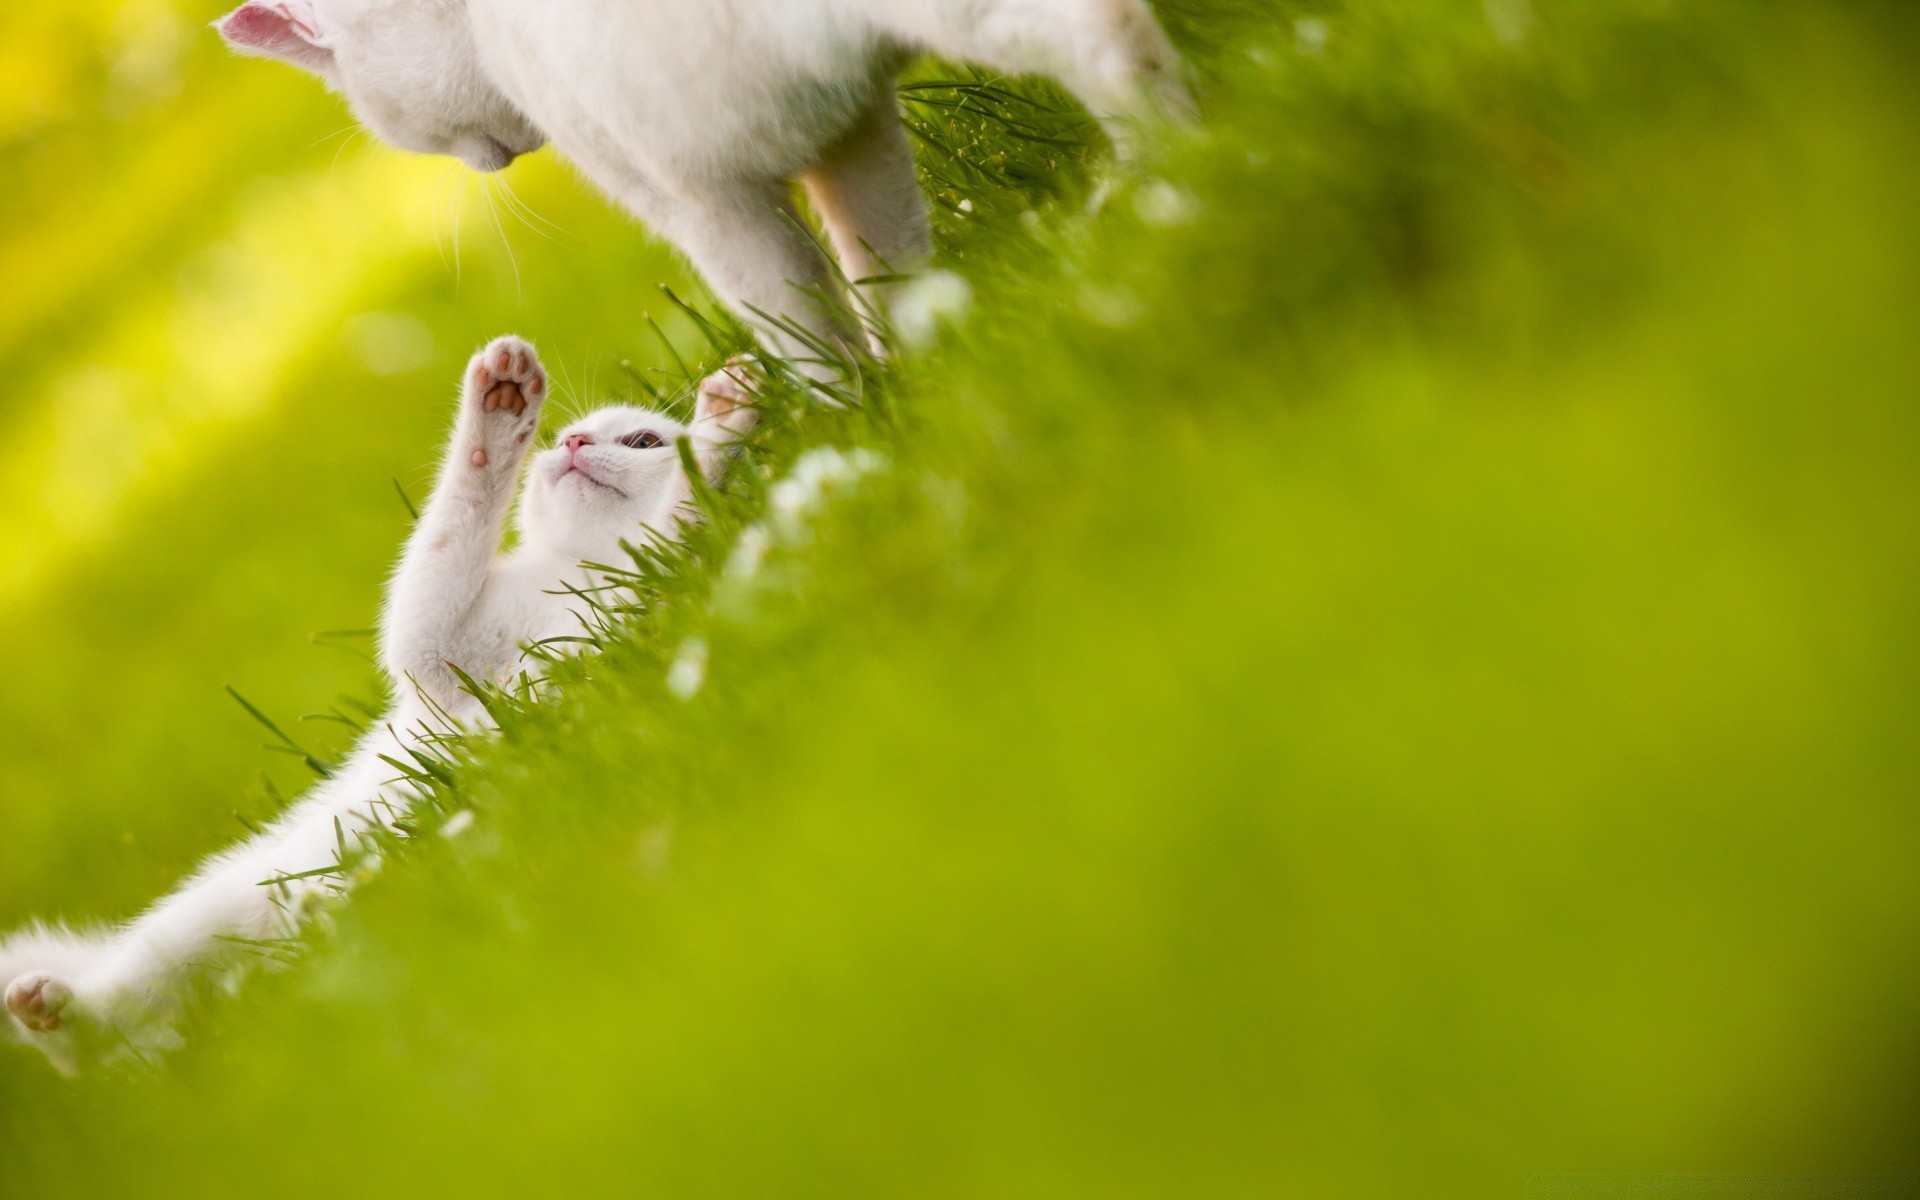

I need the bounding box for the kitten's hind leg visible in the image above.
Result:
[2,926,117,1073]
[6,971,72,1033]
[801,96,933,350]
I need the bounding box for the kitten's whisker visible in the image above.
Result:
[556,358,589,423]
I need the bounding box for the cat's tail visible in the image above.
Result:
[0,921,120,1074]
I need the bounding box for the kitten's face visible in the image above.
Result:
[518,406,693,555]
[218,0,545,173]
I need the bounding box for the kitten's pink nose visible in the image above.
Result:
[565,434,593,454]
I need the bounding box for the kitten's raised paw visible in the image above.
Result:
[462,336,547,468]
[696,357,760,438]
[6,971,72,1034]
[467,335,546,416]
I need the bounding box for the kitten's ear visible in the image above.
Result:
[216,2,334,75]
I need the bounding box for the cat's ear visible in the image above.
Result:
[216,2,334,75]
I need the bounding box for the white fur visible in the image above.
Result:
[217,0,1189,359]
[0,337,754,1074]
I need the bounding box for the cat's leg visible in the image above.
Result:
[652,179,862,377]
[573,137,860,376]
[870,0,1193,148]
[800,96,933,348]
[382,336,546,712]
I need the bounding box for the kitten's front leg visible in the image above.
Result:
[461,338,547,475]
[643,362,761,538]
[693,362,763,450]
[382,336,547,709]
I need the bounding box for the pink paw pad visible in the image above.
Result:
[6,973,70,1034]
[697,357,756,420]
[470,338,547,416]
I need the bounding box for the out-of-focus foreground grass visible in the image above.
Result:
[2,1,1917,1197]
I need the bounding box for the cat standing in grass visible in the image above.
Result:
[215,0,1190,364]
[0,337,755,1074]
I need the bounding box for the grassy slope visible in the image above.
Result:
[5,1,1920,1196]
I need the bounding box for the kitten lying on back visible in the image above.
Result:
[0,337,754,1074]
[216,0,1190,366]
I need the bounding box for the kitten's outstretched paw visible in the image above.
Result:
[463,335,547,470]
[6,971,72,1034]
[472,337,544,416]
[695,357,760,439]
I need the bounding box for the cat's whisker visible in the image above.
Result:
[499,190,558,245]
[493,176,566,243]
[445,165,467,285]
[329,126,370,175]
[509,187,567,243]
[479,183,524,299]
[430,165,459,275]
[509,180,569,240]
[307,121,361,151]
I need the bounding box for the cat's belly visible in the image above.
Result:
[471,0,896,191]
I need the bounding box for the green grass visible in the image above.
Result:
[3,1,1918,1195]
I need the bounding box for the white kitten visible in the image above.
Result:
[0,336,755,1074]
[215,0,1189,362]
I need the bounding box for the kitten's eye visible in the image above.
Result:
[619,431,666,450]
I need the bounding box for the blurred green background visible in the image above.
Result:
[2,1,1918,1197]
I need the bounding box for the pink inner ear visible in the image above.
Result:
[218,2,330,68]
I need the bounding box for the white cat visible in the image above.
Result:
[215,0,1189,362]
[0,336,755,1074]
